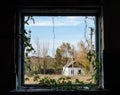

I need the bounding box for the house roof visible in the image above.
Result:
[64,60,76,67]
[63,60,84,68]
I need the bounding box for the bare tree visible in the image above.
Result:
[41,42,49,74]
[32,37,42,74]
[83,16,95,73]
[34,37,49,74]
[34,37,41,61]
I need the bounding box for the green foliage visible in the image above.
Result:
[31,75,97,91]
[33,74,40,82]
[87,51,100,86]
[25,76,29,81]
[23,16,35,76]
[92,53,100,85]
[59,42,72,58]
[24,16,35,57]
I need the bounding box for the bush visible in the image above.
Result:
[40,68,55,74]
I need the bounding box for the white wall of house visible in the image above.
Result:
[63,67,83,76]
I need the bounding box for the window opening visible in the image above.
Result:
[16,8,103,90]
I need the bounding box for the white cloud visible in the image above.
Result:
[25,17,82,26]
[67,16,79,19]
[25,21,52,26]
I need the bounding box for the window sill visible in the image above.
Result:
[10,88,110,95]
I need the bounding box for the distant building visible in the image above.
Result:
[62,60,84,76]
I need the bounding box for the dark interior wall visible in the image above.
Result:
[103,1,120,92]
[0,0,120,95]
[0,2,15,94]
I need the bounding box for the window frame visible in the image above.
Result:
[15,6,104,90]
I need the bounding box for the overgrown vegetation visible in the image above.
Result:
[24,16,35,76]
[33,76,97,90]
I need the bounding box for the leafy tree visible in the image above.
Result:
[76,40,90,73]
[59,42,73,66]
[54,48,62,73]
[60,42,71,58]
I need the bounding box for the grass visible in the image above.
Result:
[25,74,95,84]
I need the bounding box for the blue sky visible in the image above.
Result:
[25,16,95,57]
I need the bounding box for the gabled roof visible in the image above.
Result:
[63,60,84,68]
[64,60,76,67]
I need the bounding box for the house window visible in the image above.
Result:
[71,70,74,75]
[15,6,104,90]
[78,70,81,74]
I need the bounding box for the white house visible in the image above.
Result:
[62,60,84,76]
